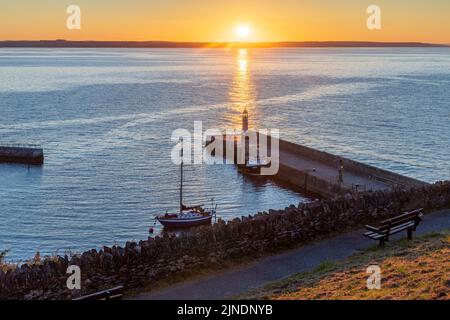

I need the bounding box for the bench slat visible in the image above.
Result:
[388,221,415,235]
[365,225,380,233]
[380,217,418,230]
[364,232,384,240]
[363,209,423,246]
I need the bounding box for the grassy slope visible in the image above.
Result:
[239,229,450,300]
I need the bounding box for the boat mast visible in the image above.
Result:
[180,138,183,214]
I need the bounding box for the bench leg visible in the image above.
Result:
[379,238,385,247]
[407,228,413,240]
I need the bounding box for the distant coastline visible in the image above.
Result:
[0,40,448,48]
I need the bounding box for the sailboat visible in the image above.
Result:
[156,142,217,229]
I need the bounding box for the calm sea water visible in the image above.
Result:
[1,47,449,261]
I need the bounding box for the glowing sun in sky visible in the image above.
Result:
[235,25,250,39]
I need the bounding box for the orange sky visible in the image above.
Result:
[1,0,449,43]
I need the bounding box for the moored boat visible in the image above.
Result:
[237,158,271,176]
[157,205,215,228]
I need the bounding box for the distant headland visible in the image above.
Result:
[0,40,448,48]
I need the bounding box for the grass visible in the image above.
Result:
[238,229,450,300]
[125,253,259,298]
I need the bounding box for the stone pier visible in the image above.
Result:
[205,132,427,198]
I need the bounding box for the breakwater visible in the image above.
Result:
[275,136,427,197]
[1,182,449,300]
[0,145,44,165]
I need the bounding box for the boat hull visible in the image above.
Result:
[157,215,212,228]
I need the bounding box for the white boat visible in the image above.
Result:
[157,205,215,228]
[237,157,271,176]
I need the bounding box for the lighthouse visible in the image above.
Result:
[242,108,249,133]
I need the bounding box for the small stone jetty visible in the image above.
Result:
[0,145,44,165]
[1,181,449,300]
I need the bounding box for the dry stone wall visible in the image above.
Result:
[1,182,449,300]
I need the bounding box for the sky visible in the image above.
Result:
[1,0,449,43]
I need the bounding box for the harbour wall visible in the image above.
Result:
[0,146,44,165]
[1,182,449,300]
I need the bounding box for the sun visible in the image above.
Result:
[235,25,250,39]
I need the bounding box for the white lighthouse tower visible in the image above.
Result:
[241,108,250,165]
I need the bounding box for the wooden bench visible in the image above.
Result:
[364,209,424,247]
[73,286,124,300]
